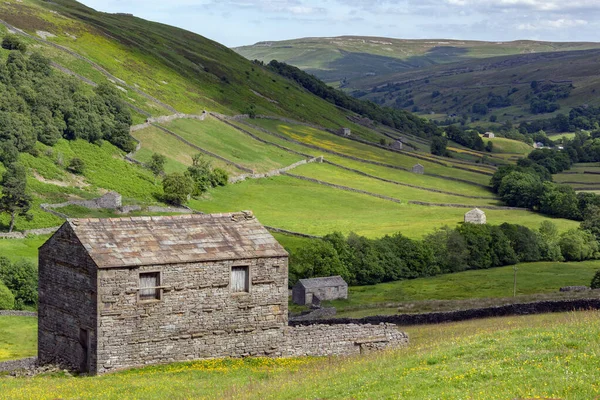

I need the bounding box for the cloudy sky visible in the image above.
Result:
[80,0,600,47]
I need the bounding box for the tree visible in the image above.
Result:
[162,172,193,206]
[538,182,580,220]
[591,270,600,289]
[0,257,37,306]
[289,240,350,286]
[67,158,85,175]
[538,221,563,261]
[0,163,32,232]
[498,171,543,208]
[559,229,599,261]
[148,153,166,177]
[1,34,26,52]
[581,205,600,241]
[0,280,15,310]
[430,136,448,156]
[186,153,213,196]
[485,141,494,153]
[424,227,469,273]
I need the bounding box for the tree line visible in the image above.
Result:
[288,220,598,287]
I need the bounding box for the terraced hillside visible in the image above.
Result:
[235,36,600,84]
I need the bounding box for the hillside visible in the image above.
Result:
[235,36,600,84]
[350,49,600,125]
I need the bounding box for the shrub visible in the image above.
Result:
[148,153,166,177]
[559,229,599,261]
[0,280,15,310]
[67,157,86,174]
[1,34,27,52]
[591,270,600,289]
[162,172,193,205]
[0,257,38,306]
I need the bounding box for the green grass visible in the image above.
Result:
[483,136,532,155]
[325,260,600,316]
[292,162,501,205]
[131,125,240,175]
[189,175,578,238]
[233,121,495,197]
[165,118,303,173]
[0,316,37,362]
[2,312,600,399]
[0,235,49,264]
[250,119,493,185]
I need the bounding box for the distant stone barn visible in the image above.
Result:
[38,213,407,374]
[464,208,487,224]
[391,140,403,150]
[340,128,351,137]
[411,163,425,174]
[292,276,348,305]
[483,132,495,139]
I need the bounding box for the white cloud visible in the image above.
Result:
[518,18,589,30]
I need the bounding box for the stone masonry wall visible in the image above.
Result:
[283,324,408,357]
[38,224,98,373]
[96,257,289,373]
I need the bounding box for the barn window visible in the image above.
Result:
[231,266,249,293]
[139,272,161,301]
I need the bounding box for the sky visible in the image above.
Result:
[80,0,600,47]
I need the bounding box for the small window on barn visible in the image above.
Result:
[139,272,161,301]
[231,266,249,293]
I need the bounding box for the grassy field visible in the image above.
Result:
[233,121,496,197]
[484,136,532,155]
[249,119,494,185]
[291,162,502,206]
[0,316,37,362]
[131,125,241,175]
[2,312,600,399]
[0,236,48,264]
[164,118,303,173]
[190,175,578,238]
[323,260,600,316]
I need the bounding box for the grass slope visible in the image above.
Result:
[2,312,600,399]
[326,260,600,316]
[190,175,577,238]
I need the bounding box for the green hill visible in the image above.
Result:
[235,36,600,84]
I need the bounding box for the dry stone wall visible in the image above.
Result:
[229,157,323,184]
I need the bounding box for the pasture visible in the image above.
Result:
[1,312,599,399]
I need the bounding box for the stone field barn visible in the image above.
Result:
[292,276,348,305]
[38,213,406,374]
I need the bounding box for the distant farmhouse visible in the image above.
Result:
[412,163,425,174]
[38,213,406,374]
[340,128,351,137]
[483,132,495,139]
[534,142,545,149]
[292,276,348,305]
[464,208,486,224]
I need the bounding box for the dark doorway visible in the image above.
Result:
[79,328,90,373]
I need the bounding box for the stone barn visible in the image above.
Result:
[483,132,495,139]
[464,208,486,224]
[411,163,425,174]
[340,128,351,137]
[38,213,407,374]
[292,276,348,305]
[391,140,403,150]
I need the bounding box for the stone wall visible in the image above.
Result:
[0,357,37,373]
[290,299,600,327]
[38,224,98,373]
[129,112,207,132]
[42,192,122,212]
[283,324,407,357]
[0,310,37,317]
[0,226,61,239]
[96,256,289,373]
[229,157,323,184]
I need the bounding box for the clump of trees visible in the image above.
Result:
[0,48,135,156]
[161,153,229,205]
[0,162,32,232]
[445,125,485,151]
[0,257,37,310]
[288,220,596,287]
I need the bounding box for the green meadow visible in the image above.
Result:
[2,312,600,399]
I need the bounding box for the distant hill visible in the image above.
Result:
[350,49,600,124]
[234,36,600,84]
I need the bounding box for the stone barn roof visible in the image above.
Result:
[466,208,485,216]
[297,276,347,289]
[49,212,287,268]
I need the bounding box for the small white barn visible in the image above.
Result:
[340,128,351,137]
[483,132,495,139]
[411,163,425,174]
[464,208,487,224]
